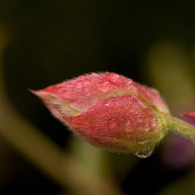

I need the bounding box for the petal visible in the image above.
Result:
[37,72,168,115]
[64,95,159,153]
[31,90,81,118]
[134,84,169,113]
[40,73,135,112]
[182,112,195,119]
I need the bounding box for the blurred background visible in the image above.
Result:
[0,0,195,194]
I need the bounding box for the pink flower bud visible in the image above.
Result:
[32,73,169,158]
[183,112,195,120]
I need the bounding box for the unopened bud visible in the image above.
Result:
[32,72,171,158]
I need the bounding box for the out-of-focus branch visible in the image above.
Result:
[0,98,122,195]
[0,28,122,195]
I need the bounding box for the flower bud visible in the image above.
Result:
[32,72,169,158]
[183,112,195,119]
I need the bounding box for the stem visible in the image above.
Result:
[0,98,122,195]
[166,115,195,144]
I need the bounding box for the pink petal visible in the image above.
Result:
[134,84,169,113]
[36,72,169,115]
[64,95,159,153]
[182,112,195,119]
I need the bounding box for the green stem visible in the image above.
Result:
[166,115,195,144]
[0,98,121,195]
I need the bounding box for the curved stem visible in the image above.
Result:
[0,99,121,195]
[166,115,195,145]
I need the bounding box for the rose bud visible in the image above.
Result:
[32,73,176,158]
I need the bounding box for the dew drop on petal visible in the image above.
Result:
[91,73,99,77]
[97,81,110,92]
[126,134,131,138]
[135,146,155,158]
[105,102,111,107]
[138,140,149,145]
[144,127,150,131]
[125,80,133,89]
[150,88,159,95]
[151,120,157,127]
[75,82,83,89]
[105,73,124,85]
[124,120,134,132]
[128,79,133,84]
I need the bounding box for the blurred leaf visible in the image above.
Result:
[145,41,195,113]
[68,135,113,179]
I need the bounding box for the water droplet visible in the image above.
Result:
[144,127,150,131]
[105,101,111,107]
[150,88,159,95]
[97,81,110,92]
[138,140,149,145]
[126,134,131,138]
[151,120,157,127]
[106,73,124,85]
[75,82,83,89]
[135,146,155,158]
[124,120,133,132]
[91,73,99,77]
[101,140,105,144]
[108,119,116,130]
[128,79,133,84]
[126,80,133,89]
